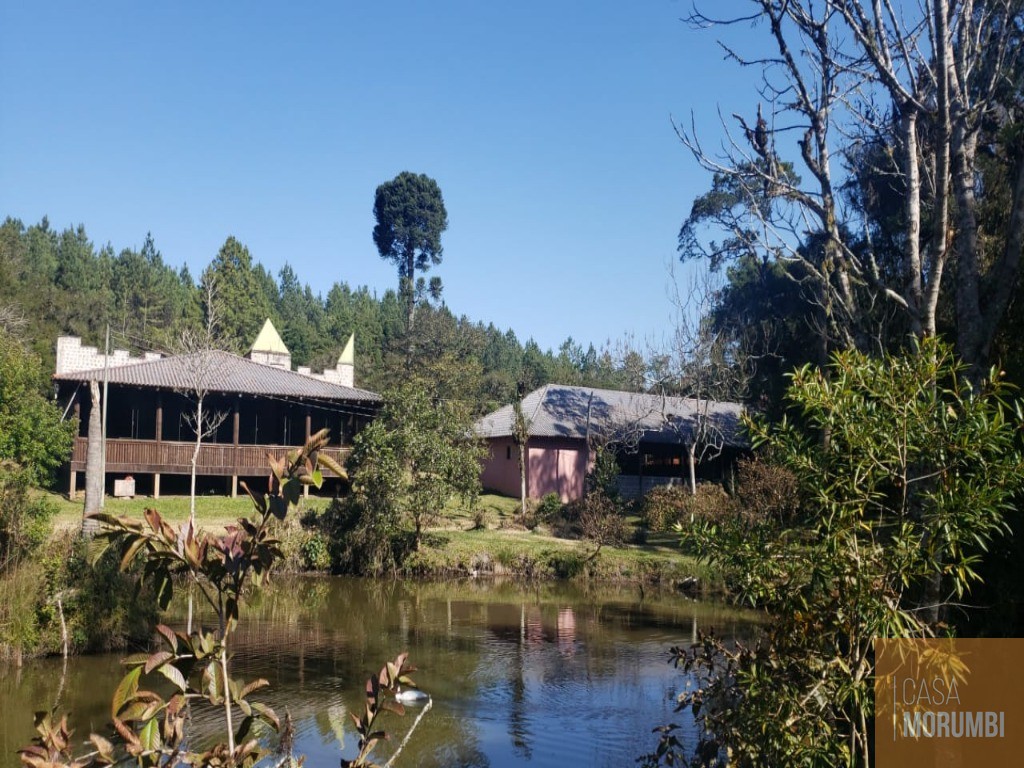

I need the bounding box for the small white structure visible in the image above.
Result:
[55,337,161,376]
[247,319,292,370]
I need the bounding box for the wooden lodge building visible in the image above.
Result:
[54,320,381,498]
[475,384,746,502]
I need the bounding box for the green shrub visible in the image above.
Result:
[734,455,800,523]
[300,533,332,571]
[0,531,158,658]
[667,340,1024,765]
[535,492,564,521]
[0,460,57,571]
[312,497,404,576]
[0,561,43,659]
[45,532,158,653]
[678,483,739,528]
[579,494,630,548]
[586,445,621,499]
[545,549,587,579]
[639,484,691,532]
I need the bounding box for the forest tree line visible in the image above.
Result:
[0,215,639,414]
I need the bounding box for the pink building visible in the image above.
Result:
[475,384,746,502]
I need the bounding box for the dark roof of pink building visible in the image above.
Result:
[474,383,746,447]
[54,349,381,403]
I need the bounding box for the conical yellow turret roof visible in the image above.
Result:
[249,319,289,355]
[339,334,354,365]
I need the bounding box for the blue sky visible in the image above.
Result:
[1,1,761,354]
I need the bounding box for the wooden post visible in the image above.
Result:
[70,400,81,500]
[231,398,240,499]
[303,408,312,497]
[154,394,163,499]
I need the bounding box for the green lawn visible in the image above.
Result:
[43,491,333,534]
[42,490,709,585]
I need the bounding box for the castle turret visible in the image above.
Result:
[247,319,291,370]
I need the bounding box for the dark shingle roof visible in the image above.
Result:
[475,384,746,447]
[54,350,381,403]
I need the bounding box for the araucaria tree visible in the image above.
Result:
[372,172,449,339]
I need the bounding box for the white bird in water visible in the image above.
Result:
[395,686,431,705]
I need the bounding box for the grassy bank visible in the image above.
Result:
[44,492,262,533]
[41,491,711,588]
[403,494,713,586]
[404,527,713,585]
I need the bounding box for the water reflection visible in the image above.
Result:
[1,578,755,768]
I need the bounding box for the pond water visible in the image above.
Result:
[0,577,755,768]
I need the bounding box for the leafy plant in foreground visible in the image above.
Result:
[648,340,1024,767]
[19,430,423,768]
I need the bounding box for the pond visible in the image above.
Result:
[0,577,755,768]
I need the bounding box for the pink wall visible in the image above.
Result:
[480,437,523,498]
[481,437,590,502]
[527,438,588,502]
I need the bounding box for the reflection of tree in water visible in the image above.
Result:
[508,602,533,759]
[3,577,757,768]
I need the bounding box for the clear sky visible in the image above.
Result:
[0,1,761,354]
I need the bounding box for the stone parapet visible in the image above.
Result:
[56,336,161,375]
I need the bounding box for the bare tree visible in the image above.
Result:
[0,305,28,340]
[177,277,228,526]
[680,0,1024,376]
[510,388,532,520]
[175,277,230,635]
[656,265,749,494]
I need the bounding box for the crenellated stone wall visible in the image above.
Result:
[55,336,162,375]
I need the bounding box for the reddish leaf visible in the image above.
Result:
[238,678,270,700]
[111,717,140,747]
[144,651,173,674]
[155,624,177,652]
[143,507,163,533]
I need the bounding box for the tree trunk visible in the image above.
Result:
[82,380,103,535]
[903,108,924,337]
[687,443,697,496]
[518,443,527,519]
[925,0,952,339]
[405,251,416,365]
[190,397,202,525]
[187,397,203,636]
[952,124,986,378]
